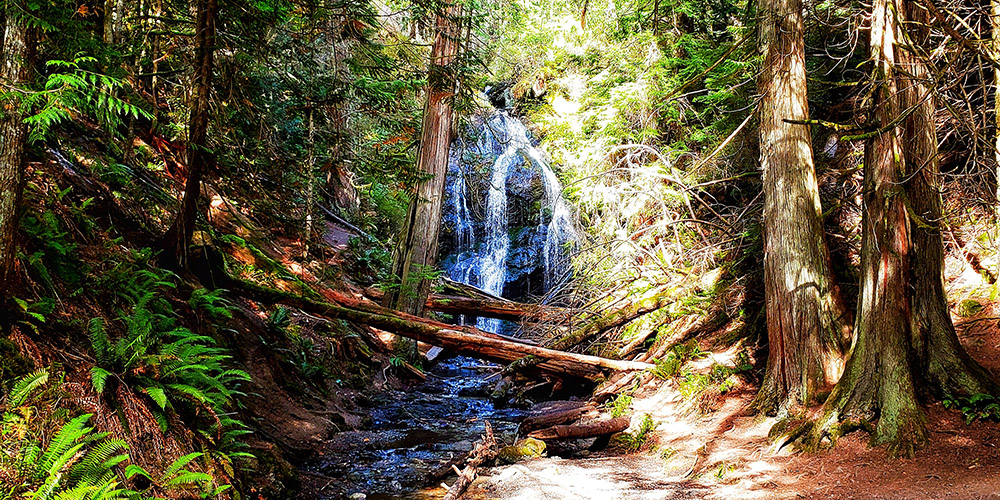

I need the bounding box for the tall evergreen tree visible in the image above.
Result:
[754,0,852,413]
[804,0,999,456]
[163,0,217,268]
[383,4,462,354]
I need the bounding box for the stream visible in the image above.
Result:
[304,355,526,499]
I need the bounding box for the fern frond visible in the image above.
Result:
[6,369,50,408]
[90,368,111,394]
[142,387,168,410]
[163,452,203,479]
[88,318,112,367]
[36,415,94,481]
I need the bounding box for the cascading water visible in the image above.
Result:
[442,104,577,333]
[539,157,576,291]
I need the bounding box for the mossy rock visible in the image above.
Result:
[957,299,983,318]
[497,437,546,464]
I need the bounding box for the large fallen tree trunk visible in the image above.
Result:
[225,273,653,380]
[527,416,631,440]
[364,287,574,323]
[550,287,672,351]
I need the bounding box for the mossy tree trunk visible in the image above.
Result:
[899,2,1000,400]
[754,0,852,414]
[810,0,926,457]
[0,8,36,302]
[163,0,216,269]
[383,6,462,357]
[807,0,1000,457]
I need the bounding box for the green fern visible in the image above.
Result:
[188,289,234,321]
[87,287,251,445]
[6,369,51,408]
[22,56,153,142]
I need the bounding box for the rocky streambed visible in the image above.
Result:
[301,356,528,499]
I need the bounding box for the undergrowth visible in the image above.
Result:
[0,369,225,500]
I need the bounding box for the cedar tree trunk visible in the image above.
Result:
[0,10,36,299]
[754,0,852,414]
[899,2,999,398]
[807,0,927,457]
[384,5,462,356]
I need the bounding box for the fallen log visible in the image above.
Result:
[527,416,631,441]
[223,271,654,380]
[442,421,496,500]
[551,288,672,351]
[520,401,597,433]
[363,287,574,323]
[440,277,506,301]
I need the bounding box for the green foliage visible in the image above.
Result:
[650,341,708,380]
[21,56,152,142]
[607,393,633,418]
[125,453,231,498]
[266,307,291,332]
[87,288,251,436]
[943,394,1000,424]
[614,414,658,452]
[188,289,234,321]
[344,237,392,285]
[1,370,218,500]
[21,205,86,290]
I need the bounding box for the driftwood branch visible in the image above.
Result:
[442,421,496,500]
[520,401,597,433]
[527,416,630,440]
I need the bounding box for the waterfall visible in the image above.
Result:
[540,163,576,291]
[443,108,576,333]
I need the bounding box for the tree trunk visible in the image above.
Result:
[304,107,315,258]
[364,287,573,323]
[900,2,1000,399]
[754,0,852,414]
[0,9,36,300]
[993,0,1000,292]
[164,0,216,268]
[807,0,926,457]
[383,6,461,356]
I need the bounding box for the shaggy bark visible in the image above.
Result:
[754,0,851,413]
[383,6,461,323]
[806,0,927,456]
[899,2,1000,399]
[0,10,36,299]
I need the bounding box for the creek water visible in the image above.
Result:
[306,356,524,499]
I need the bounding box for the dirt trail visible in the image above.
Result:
[465,298,1000,498]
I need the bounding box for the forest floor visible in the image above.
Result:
[463,257,1000,500]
